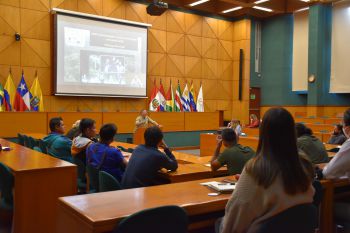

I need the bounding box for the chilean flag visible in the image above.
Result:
[14,73,32,111]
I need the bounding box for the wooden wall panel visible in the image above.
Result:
[102,112,139,133]
[0,112,47,137]
[185,112,219,131]
[0,0,252,122]
[47,112,103,133]
[261,106,349,118]
[149,112,184,132]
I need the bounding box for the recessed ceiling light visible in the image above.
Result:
[295,7,309,13]
[254,0,269,4]
[252,6,273,12]
[189,0,210,7]
[300,0,310,2]
[222,6,243,13]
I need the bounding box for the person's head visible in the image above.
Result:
[49,117,65,134]
[221,128,237,147]
[99,123,117,144]
[333,124,344,135]
[141,109,148,118]
[245,107,311,195]
[295,123,312,138]
[250,114,258,121]
[144,126,163,148]
[343,109,350,138]
[79,118,97,139]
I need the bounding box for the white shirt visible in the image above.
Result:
[323,138,350,179]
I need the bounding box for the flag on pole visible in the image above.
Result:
[196,82,204,112]
[30,71,44,112]
[181,82,190,112]
[14,71,32,111]
[174,80,182,112]
[189,81,197,112]
[165,80,174,112]
[149,80,160,112]
[4,70,16,111]
[0,84,4,111]
[158,80,166,112]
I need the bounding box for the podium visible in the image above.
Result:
[133,127,146,145]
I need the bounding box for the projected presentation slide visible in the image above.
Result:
[55,13,148,97]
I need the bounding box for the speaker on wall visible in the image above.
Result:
[238,49,243,101]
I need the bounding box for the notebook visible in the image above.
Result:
[201,181,235,193]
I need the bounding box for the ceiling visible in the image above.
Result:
[153,0,338,19]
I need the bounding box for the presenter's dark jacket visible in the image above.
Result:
[122,145,178,189]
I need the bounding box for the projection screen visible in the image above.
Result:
[54,9,150,97]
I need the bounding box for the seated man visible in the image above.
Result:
[43,117,72,162]
[328,124,347,145]
[71,118,97,165]
[210,128,255,175]
[86,124,127,182]
[323,109,350,179]
[296,123,329,164]
[122,126,178,189]
[134,109,161,132]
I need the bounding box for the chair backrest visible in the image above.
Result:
[22,134,30,148]
[0,162,14,208]
[86,164,99,193]
[33,146,42,153]
[38,139,48,154]
[28,137,38,149]
[17,133,25,146]
[99,171,122,192]
[256,204,318,233]
[114,205,188,233]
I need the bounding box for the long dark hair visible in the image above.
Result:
[245,107,311,195]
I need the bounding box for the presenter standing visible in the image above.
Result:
[134,110,161,132]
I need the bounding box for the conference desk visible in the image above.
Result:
[56,176,232,233]
[0,139,77,233]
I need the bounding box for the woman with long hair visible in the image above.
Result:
[220,107,315,233]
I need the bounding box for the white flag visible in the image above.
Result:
[181,83,191,112]
[196,84,204,112]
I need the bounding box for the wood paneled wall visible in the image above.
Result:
[261,106,350,118]
[0,0,251,122]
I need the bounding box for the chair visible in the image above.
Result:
[38,140,48,154]
[86,164,99,193]
[33,146,42,153]
[72,157,87,193]
[114,205,188,233]
[17,133,25,146]
[22,134,30,147]
[99,171,122,192]
[0,163,14,210]
[256,204,318,233]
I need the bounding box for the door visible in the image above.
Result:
[249,87,261,120]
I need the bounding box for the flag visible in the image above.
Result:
[158,80,166,112]
[165,81,174,112]
[189,82,197,112]
[149,80,160,112]
[196,83,204,112]
[14,72,32,111]
[174,81,182,112]
[0,84,4,111]
[4,72,16,111]
[30,74,44,112]
[181,82,190,112]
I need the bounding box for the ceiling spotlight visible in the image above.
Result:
[254,0,269,4]
[252,6,273,12]
[300,0,310,2]
[295,7,309,13]
[189,0,210,6]
[222,6,243,13]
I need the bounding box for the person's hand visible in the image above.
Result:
[234,174,240,181]
[216,136,222,148]
[158,124,163,128]
[159,140,168,149]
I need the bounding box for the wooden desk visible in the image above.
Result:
[238,136,259,151]
[0,139,77,233]
[56,177,232,233]
[241,127,259,137]
[324,143,340,151]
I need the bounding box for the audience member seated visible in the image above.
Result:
[134,109,161,132]
[86,123,127,182]
[210,128,255,175]
[227,119,242,136]
[218,107,315,233]
[295,123,329,164]
[323,108,350,179]
[246,114,260,128]
[122,126,178,189]
[328,124,347,145]
[66,120,81,140]
[43,117,72,162]
[71,118,97,165]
